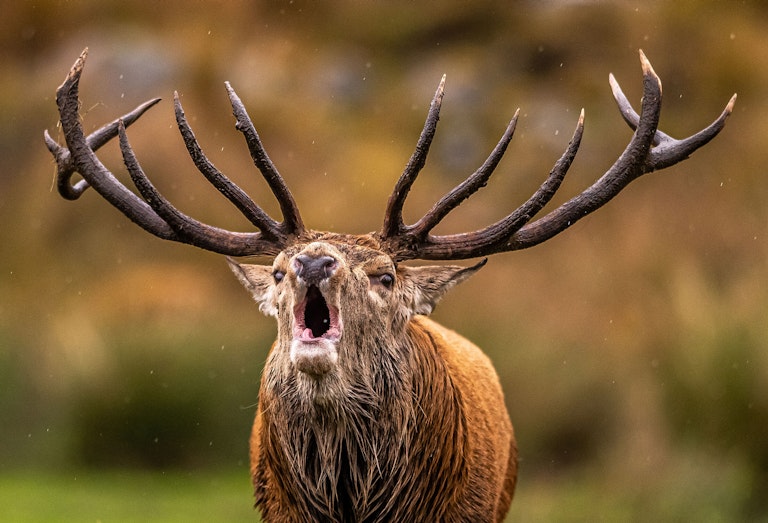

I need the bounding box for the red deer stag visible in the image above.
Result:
[45,48,734,522]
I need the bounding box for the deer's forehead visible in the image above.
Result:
[275,236,394,269]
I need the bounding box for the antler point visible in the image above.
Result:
[638,49,658,79]
[436,75,446,98]
[43,129,59,152]
[74,47,88,71]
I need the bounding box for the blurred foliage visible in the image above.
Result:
[0,470,257,522]
[1,0,767,520]
[70,328,265,470]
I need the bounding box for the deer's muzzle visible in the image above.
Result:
[290,255,342,376]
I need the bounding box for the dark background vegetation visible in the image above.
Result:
[1,1,766,520]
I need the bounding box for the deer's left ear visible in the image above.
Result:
[227,258,279,317]
[401,259,487,315]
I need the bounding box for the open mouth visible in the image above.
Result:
[293,285,342,342]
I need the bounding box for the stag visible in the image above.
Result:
[46,48,734,522]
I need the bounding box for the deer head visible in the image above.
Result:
[45,48,735,520]
[228,234,484,402]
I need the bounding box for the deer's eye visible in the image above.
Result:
[368,272,395,290]
[378,273,394,289]
[273,270,285,283]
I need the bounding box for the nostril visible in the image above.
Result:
[295,254,338,282]
[321,257,337,276]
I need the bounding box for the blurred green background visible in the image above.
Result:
[2,1,767,521]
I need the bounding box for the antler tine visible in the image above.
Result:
[381,75,446,239]
[648,92,736,170]
[118,121,280,256]
[609,70,670,147]
[173,91,285,242]
[609,56,737,168]
[225,82,305,237]
[45,97,161,200]
[408,110,520,239]
[382,50,735,261]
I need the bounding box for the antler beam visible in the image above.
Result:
[380,50,736,261]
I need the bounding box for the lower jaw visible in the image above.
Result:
[290,339,338,377]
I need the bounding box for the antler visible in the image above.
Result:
[44,48,304,257]
[380,50,737,261]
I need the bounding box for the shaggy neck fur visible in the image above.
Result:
[254,322,469,522]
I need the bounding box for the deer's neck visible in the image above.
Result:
[257,318,468,521]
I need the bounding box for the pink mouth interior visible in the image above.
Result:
[293,285,341,342]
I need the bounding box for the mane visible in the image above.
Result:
[257,327,468,521]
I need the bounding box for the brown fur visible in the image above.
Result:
[48,48,733,523]
[231,233,516,522]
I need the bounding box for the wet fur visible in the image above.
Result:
[234,233,516,522]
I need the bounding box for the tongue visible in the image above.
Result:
[302,328,315,340]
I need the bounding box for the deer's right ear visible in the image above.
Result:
[227,257,279,317]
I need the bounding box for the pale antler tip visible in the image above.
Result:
[436,74,446,97]
[61,47,89,90]
[507,109,521,132]
[726,93,738,113]
[637,49,662,97]
[224,81,240,101]
[425,75,445,112]
[638,49,657,78]
[172,91,182,112]
[74,47,89,72]
[43,128,62,154]
[608,72,626,105]
[578,108,585,123]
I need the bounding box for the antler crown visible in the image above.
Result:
[46,48,736,261]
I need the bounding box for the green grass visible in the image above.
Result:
[0,469,260,523]
[0,464,761,522]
